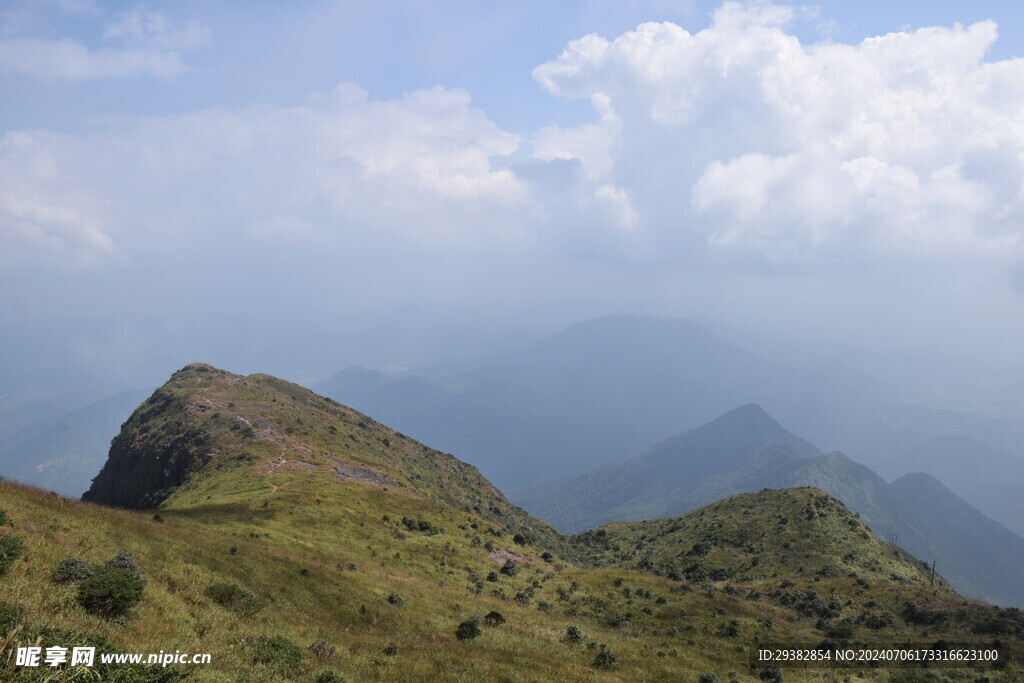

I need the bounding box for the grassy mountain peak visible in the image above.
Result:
[82,362,570,556]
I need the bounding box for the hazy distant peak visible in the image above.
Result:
[889,470,952,493]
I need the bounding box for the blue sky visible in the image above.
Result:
[3,1,1024,386]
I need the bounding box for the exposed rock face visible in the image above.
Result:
[83,383,212,509]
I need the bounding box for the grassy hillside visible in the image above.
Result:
[2,364,1021,681]
[519,404,1024,610]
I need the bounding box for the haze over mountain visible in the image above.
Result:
[875,435,1024,537]
[0,390,145,498]
[519,404,1024,609]
[317,314,1024,494]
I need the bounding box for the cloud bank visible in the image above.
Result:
[2,1,1023,342]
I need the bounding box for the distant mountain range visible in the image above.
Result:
[0,390,145,497]
[517,404,1024,608]
[315,314,1024,499]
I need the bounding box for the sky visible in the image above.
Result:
[2,0,1024,390]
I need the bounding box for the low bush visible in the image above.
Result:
[0,534,25,574]
[78,566,145,618]
[206,583,264,615]
[253,635,305,672]
[309,640,336,659]
[592,644,617,670]
[455,618,481,641]
[54,557,95,583]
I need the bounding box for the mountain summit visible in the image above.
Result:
[83,362,569,554]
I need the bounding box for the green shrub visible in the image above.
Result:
[55,557,95,583]
[309,640,336,659]
[78,566,145,617]
[106,552,146,585]
[500,559,519,576]
[254,635,305,672]
[592,644,617,670]
[206,583,264,615]
[455,618,481,641]
[483,611,505,626]
[699,674,722,683]
[563,625,584,644]
[387,593,405,607]
[0,535,26,574]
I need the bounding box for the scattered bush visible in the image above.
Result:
[699,674,722,683]
[541,552,554,562]
[592,644,617,670]
[759,662,784,681]
[0,534,25,575]
[387,593,405,607]
[903,601,950,626]
[483,611,505,626]
[106,552,146,585]
[54,557,94,583]
[717,620,740,638]
[537,600,553,613]
[309,640,336,659]
[863,612,896,630]
[152,514,164,524]
[206,583,264,615]
[253,635,305,672]
[563,625,584,644]
[455,618,482,641]
[500,559,519,576]
[486,571,499,582]
[78,565,145,618]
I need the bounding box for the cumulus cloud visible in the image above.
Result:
[5,1,1024,281]
[532,1,1024,265]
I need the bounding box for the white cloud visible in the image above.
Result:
[0,6,208,81]
[0,131,117,266]
[5,1,1024,279]
[531,1,1024,265]
[103,9,209,52]
[0,84,528,264]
